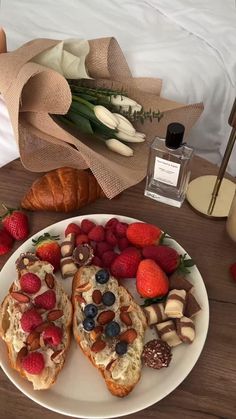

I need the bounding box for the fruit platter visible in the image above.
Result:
[0,214,209,418]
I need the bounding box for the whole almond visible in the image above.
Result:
[119,328,137,344]
[97,310,115,325]
[47,309,64,321]
[34,321,51,333]
[91,338,106,353]
[26,331,40,350]
[16,346,28,368]
[106,359,116,371]
[92,290,102,304]
[75,294,86,305]
[120,312,132,326]
[11,292,30,303]
[45,273,54,289]
[90,325,103,341]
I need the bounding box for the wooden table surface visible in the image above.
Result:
[0,157,236,419]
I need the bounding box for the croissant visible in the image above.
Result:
[21,167,106,212]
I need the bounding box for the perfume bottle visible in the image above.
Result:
[144,123,194,208]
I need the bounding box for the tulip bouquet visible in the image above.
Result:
[57,82,163,157]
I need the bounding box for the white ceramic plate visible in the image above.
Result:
[0,214,209,418]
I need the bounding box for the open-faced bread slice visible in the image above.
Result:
[72,265,147,397]
[0,260,72,390]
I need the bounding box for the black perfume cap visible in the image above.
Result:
[165,123,185,149]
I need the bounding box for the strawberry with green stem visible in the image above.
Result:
[33,233,61,272]
[142,245,195,275]
[1,204,29,240]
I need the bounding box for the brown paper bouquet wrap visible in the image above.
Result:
[0,37,203,198]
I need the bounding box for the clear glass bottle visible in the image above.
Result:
[144,123,194,208]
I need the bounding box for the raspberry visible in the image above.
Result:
[117,237,130,251]
[89,240,97,252]
[81,219,96,234]
[20,273,41,294]
[96,241,112,257]
[105,229,118,247]
[88,226,105,242]
[65,223,81,236]
[34,290,56,310]
[230,263,236,282]
[105,218,119,232]
[92,256,104,267]
[42,325,62,346]
[21,352,45,375]
[76,234,89,246]
[115,222,128,238]
[102,250,117,268]
[20,308,43,332]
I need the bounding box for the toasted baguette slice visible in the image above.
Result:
[0,260,72,390]
[72,265,147,397]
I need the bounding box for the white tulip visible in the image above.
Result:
[116,131,145,143]
[119,104,142,113]
[113,113,136,135]
[135,131,146,138]
[94,105,118,129]
[106,139,133,156]
[110,95,141,108]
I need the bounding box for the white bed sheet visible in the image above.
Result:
[0,0,236,174]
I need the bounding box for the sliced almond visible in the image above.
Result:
[45,273,55,289]
[120,305,132,312]
[90,325,103,341]
[16,346,28,368]
[47,309,64,321]
[76,282,91,292]
[26,331,40,350]
[120,311,132,326]
[97,310,115,325]
[106,359,116,371]
[34,321,50,333]
[91,338,106,353]
[11,292,30,303]
[75,294,86,305]
[119,328,137,344]
[51,349,63,362]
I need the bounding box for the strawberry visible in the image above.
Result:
[136,259,169,298]
[1,204,29,240]
[76,234,89,245]
[229,263,236,282]
[126,222,162,248]
[81,219,96,234]
[142,245,195,275]
[88,225,105,242]
[34,290,56,310]
[21,352,45,375]
[65,223,81,236]
[102,250,117,268]
[0,228,14,255]
[20,272,41,294]
[33,233,61,272]
[110,247,141,278]
[42,325,62,346]
[20,308,43,333]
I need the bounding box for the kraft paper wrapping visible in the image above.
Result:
[0,37,203,198]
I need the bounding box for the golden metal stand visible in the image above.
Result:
[186,98,236,218]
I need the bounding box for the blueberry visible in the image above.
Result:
[83,317,95,331]
[95,269,109,284]
[102,291,115,306]
[84,304,98,318]
[105,321,120,338]
[115,341,128,355]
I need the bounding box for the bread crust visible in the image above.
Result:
[0,261,73,390]
[72,266,147,397]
